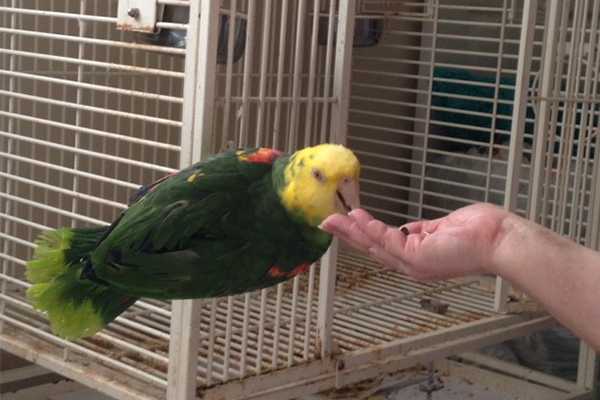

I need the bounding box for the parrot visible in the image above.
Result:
[25,143,361,340]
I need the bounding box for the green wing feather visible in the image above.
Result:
[89,148,330,299]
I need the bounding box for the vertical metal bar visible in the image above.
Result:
[529,0,561,224]
[552,0,583,235]
[303,263,316,359]
[206,298,217,384]
[255,288,267,373]
[576,0,600,391]
[0,0,18,334]
[415,1,439,220]
[587,38,600,250]
[222,0,237,147]
[317,0,355,359]
[574,0,599,241]
[483,0,509,204]
[304,0,321,147]
[28,0,40,245]
[287,275,300,367]
[70,0,87,228]
[577,342,599,392]
[190,1,220,163]
[319,0,337,144]
[239,292,251,377]
[223,296,234,381]
[540,0,569,228]
[272,0,289,149]
[271,283,283,368]
[495,0,537,313]
[288,0,307,151]
[239,0,256,147]
[167,1,220,399]
[255,0,272,146]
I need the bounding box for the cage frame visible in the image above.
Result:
[0,0,598,399]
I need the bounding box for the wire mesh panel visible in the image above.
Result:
[528,0,600,247]
[0,0,187,397]
[348,0,546,226]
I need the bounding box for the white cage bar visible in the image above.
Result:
[1,0,598,399]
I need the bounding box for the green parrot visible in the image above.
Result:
[25,143,361,340]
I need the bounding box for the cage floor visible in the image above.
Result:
[0,249,550,400]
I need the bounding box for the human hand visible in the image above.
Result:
[319,203,511,280]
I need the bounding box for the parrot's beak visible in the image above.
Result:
[336,178,361,214]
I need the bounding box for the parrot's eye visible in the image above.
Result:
[342,177,350,185]
[312,169,325,182]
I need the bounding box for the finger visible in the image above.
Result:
[320,215,376,252]
[363,219,389,243]
[330,229,374,253]
[369,246,408,274]
[348,208,375,227]
[319,213,352,233]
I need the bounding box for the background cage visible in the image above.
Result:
[1,0,599,399]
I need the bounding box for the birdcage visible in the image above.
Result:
[1,0,598,399]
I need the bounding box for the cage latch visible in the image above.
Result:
[116,0,158,33]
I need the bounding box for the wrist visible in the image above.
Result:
[488,212,535,278]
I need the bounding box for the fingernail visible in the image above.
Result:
[400,226,409,235]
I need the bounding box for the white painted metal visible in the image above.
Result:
[0,365,51,385]
[116,0,158,33]
[166,3,221,397]
[495,0,538,313]
[316,0,356,360]
[577,342,599,391]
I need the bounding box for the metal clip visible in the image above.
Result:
[117,0,158,33]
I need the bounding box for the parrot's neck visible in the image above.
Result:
[271,158,332,252]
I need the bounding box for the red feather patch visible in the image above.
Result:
[242,148,283,164]
[268,263,311,279]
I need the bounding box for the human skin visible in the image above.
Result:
[319,203,600,351]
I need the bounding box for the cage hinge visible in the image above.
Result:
[117,0,158,33]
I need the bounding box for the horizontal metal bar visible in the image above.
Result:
[0,152,140,190]
[0,192,109,226]
[156,22,188,30]
[0,7,187,30]
[0,254,27,268]
[0,7,115,23]
[0,50,185,78]
[0,70,183,104]
[0,172,127,210]
[0,232,36,248]
[157,0,190,5]
[0,320,167,387]
[0,27,186,55]
[0,365,51,385]
[0,130,176,173]
[0,212,51,232]
[220,96,337,104]
[1,90,183,128]
[456,352,580,393]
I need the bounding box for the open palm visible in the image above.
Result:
[320,203,510,280]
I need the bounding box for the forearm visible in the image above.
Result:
[492,213,600,350]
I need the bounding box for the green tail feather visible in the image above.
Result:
[26,228,138,340]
